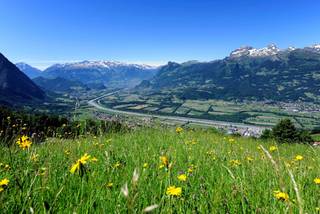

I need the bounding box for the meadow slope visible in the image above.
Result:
[0,127,319,213]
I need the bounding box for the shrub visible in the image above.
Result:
[260,129,273,139]
[271,119,312,144]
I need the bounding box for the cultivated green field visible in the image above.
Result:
[0,127,319,213]
[99,91,320,129]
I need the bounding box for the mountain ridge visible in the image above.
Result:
[137,44,320,103]
[0,53,45,105]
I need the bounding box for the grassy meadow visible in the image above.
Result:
[0,127,319,213]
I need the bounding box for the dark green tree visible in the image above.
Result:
[272,119,298,143]
[260,129,273,139]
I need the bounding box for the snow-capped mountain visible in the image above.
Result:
[140,43,320,103]
[230,44,320,58]
[42,60,159,89]
[49,60,157,70]
[309,44,320,51]
[230,44,280,58]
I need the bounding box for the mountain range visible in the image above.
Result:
[15,62,42,79]
[0,54,45,105]
[17,61,158,89]
[3,43,320,106]
[137,44,320,103]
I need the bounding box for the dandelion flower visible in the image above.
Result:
[269,146,277,152]
[160,156,169,168]
[314,178,320,184]
[0,178,9,192]
[177,174,187,182]
[16,135,32,150]
[295,155,303,161]
[175,127,183,134]
[230,159,241,167]
[166,186,182,196]
[274,190,289,201]
[0,178,9,186]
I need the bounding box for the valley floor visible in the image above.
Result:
[0,127,319,213]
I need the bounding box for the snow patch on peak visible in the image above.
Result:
[230,44,280,58]
[50,60,157,70]
[287,46,297,51]
[311,44,320,49]
[229,46,254,58]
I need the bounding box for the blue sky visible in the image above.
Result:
[1,0,320,69]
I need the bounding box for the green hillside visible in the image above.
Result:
[0,127,319,213]
[139,48,320,103]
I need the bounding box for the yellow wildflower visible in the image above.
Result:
[0,178,9,186]
[160,156,169,168]
[143,163,149,168]
[0,178,9,193]
[106,182,113,188]
[274,190,289,201]
[187,164,196,174]
[16,135,32,150]
[166,186,182,196]
[269,146,277,152]
[175,127,183,134]
[70,153,91,174]
[295,155,303,161]
[314,178,320,184]
[177,174,187,182]
[113,161,121,168]
[230,159,241,167]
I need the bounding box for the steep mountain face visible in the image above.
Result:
[15,62,42,78]
[139,44,320,103]
[0,53,45,105]
[33,77,89,92]
[42,61,158,88]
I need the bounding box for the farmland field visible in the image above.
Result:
[97,91,320,130]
